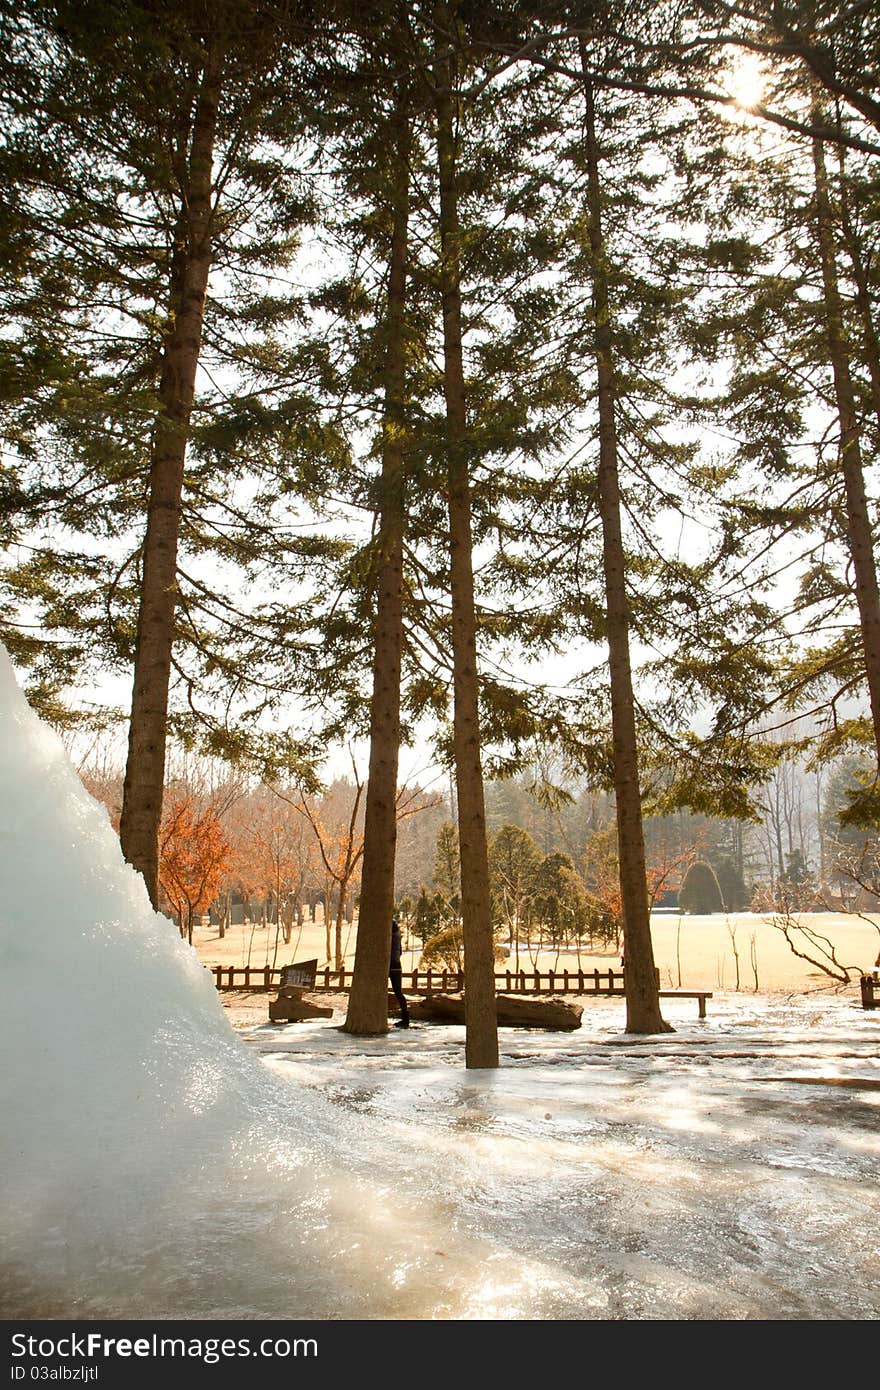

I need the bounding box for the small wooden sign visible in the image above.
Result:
[280,958,318,990]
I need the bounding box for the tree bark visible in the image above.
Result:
[813,125,880,770]
[435,3,499,1068]
[323,877,333,962]
[335,888,346,971]
[344,97,410,1029]
[836,152,880,440]
[119,44,223,907]
[581,67,670,1034]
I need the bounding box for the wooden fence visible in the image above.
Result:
[210,964,627,996]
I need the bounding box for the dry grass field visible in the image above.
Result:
[191,908,880,996]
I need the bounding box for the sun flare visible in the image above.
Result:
[726,52,767,111]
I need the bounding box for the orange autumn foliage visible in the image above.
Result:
[159,798,232,942]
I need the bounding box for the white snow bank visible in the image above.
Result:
[1,645,879,1320]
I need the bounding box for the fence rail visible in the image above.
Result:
[210,964,627,996]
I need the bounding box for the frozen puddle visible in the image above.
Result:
[229,993,880,1321]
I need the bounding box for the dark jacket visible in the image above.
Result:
[389,920,402,971]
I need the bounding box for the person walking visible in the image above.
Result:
[389,917,410,1029]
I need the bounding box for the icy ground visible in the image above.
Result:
[234,991,880,1321]
[1,641,878,1320]
[6,991,878,1322]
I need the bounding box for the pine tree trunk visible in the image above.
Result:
[344,89,410,1034]
[581,70,670,1034]
[435,4,498,1069]
[836,146,880,437]
[119,46,223,907]
[813,127,880,770]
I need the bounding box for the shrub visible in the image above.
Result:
[679,860,724,914]
[712,856,749,911]
[420,923,507,971]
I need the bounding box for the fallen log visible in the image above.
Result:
[408,992,582,1031]
[269,985,334,1023]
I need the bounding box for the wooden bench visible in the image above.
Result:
[418,969,712,1019]
[488,970,712,1018]
[658,990,713,1020]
